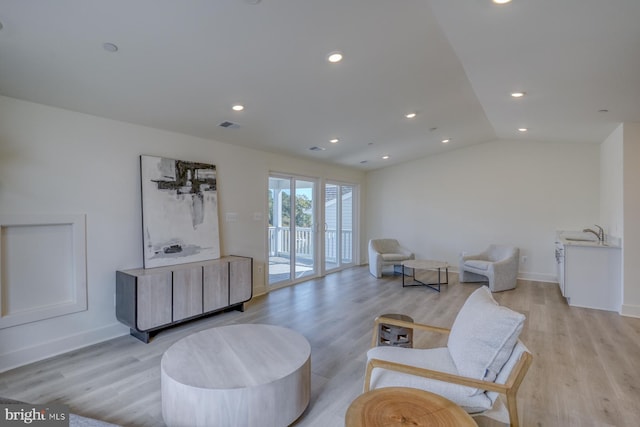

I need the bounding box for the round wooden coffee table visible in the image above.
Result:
[161,324,311,427]
[345,387,476,427]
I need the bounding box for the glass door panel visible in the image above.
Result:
[340,185,354,265]
[294,179,315,280]
[324,184,339,271]
[324,182,355,272]
[268,175,317,287]
[268,177,291,285]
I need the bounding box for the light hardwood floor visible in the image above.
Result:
[1,266,639,426]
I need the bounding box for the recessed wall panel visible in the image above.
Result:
[0,214,87,328]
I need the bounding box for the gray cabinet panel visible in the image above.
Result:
[173,267,203,321]
[203,261,229,312]
[137,272,172,330]
[230,257,252,305]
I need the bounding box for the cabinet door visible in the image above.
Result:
[203,261,229,312]
[136,272,172,330]
[173,267,203,321]
[564,246,621,311]
[229,258,252,305]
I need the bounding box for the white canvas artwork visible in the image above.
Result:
[140,155,220,268]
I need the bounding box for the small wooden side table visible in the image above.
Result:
[378,314,413,348]
[345,387,476,427]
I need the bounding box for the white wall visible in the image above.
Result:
[600,125,624,239]
[0,95,365,371]
[365,139,600,281]
[622,122,640,317]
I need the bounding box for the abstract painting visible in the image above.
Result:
[140,155,220,268]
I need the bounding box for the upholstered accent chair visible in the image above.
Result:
[459,244,520,292]
[368,239,415,278]
[364,286,532,427]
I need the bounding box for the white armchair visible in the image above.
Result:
[368,239,415,278]
[459,244,520,292]
[364,286,532,427]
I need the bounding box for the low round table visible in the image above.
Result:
[345,387,476,427]
[161,324,311,427]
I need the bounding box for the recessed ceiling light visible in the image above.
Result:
[518,128,528,132]
[327,51,343,63]
[511,92,526,98]
[493,0,512,4]
[442,139,450,144]
[405,113,417,119]
[232,104,244,112]
[102,42,118,52]
[329,138,339,144]
[382,155,390,160]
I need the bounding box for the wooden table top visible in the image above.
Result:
[161,324,310,389]
[402,259,448,270]
[345,387,476,427]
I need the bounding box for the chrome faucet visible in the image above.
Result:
[583,224,605,243]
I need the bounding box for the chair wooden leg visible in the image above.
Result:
[363,361,374,392]
[505,391,519,427]
[504,351,532,426]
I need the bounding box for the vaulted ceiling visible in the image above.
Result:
[1,0,638,169]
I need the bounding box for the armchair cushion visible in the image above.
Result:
[464,260,491,271]
[381,253,411,262]
[367,346,493,413]
[447,287,525,392]
[486,340,529,403]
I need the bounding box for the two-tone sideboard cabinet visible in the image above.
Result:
[116,256,252,342]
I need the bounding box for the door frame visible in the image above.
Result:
[267,173,320,290]
[323,180,359,274]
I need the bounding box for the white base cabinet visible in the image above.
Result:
[562,245,621,312]
[116,256,252,342]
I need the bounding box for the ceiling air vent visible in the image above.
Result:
[309,146,326,151]
[219,121,240,129]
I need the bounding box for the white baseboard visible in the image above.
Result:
[253,284,268,297]
[621,304,640,318]
[0,323,127,373]
[517,272,557,283]
[451,268,557,284]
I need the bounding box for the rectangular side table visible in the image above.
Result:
[402,259,449,292]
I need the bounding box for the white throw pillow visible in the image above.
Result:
[447,286,525,393]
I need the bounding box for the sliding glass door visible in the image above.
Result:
[324,182,355,272]
[268,175,317,287]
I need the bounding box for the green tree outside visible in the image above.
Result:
[268,191,312,227]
